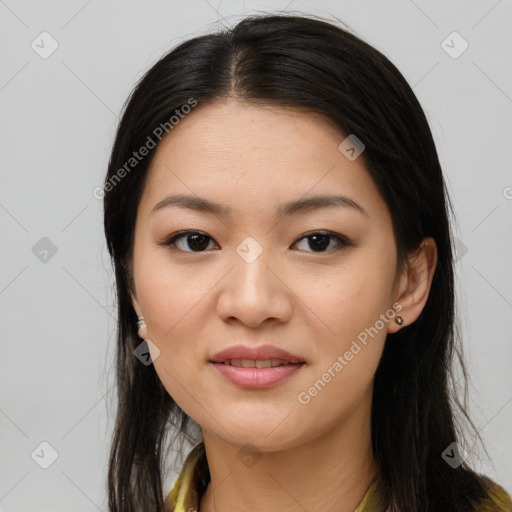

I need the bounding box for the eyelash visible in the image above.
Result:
[159,230,351,254]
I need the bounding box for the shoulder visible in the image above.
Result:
[164,442,208,512]
[474,476,512,512]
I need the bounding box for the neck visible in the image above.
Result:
[199,394,379,512]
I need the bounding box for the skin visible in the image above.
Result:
[130,98,437,512]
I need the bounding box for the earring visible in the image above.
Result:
[395,315,404,325]
[137,316,146,330]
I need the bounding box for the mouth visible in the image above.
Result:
[208,344,306,388]
[208,359,306,389]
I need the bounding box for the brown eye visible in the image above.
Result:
[161,231,217,252]
[293,231,350,253]
[160,230,350,254]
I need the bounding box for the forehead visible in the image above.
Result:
[139,99,387,221]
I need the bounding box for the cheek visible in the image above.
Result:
[298,253,395,341]
[136,242,199,325]
[133,246,214,367]
[293,265,389,424]
[136,258,213,412]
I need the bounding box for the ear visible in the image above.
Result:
[387,237,438,333]
[130,290,148,339]
[130,290,143,318]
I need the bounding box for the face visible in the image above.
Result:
[130,98,404,452]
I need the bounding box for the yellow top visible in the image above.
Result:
[165,442,512,512]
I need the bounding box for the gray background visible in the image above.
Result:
[1,1,511,510]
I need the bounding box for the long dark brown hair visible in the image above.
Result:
[103,12,493,511]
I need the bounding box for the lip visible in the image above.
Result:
[208,344,306,389]
[210,361,305,389]
[209,344,305,364]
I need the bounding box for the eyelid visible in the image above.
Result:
[293,231,351,251]
[158,230,218,250]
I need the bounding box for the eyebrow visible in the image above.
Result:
[150,193,369,218]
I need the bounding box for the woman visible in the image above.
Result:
[102,13,512,512]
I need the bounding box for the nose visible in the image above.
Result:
[215,245,293,328]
